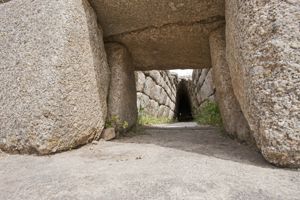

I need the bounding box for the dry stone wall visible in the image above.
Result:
[135,71,178,119]
[188,69,216,112]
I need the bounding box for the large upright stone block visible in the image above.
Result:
[209,27,252,143]
[106,43,137,132]
[226,0,300,167]
[0,0,110,154]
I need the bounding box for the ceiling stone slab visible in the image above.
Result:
[90,0,225,37]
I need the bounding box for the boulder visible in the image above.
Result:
[106,43,137,132]
[0,0,109,154]
[226,0,300,167]
[210,27,253,143]
[143,77,156,97]
[101,128,116,141]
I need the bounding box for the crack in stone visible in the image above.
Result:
[104,15,225,41]
[144,73,177,104]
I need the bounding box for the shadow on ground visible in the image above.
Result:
[119,122,273,169]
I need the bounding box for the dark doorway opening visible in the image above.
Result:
[175,80,193,122]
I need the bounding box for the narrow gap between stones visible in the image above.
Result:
[175,80,193,122]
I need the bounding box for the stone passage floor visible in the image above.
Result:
[0,123,299,200]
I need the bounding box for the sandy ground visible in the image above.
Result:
[0,123,299,200]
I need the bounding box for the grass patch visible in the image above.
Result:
[194,101,223,127]
[121,109,172,138]
[105,115,129,130]
[138,115,172,125]
[138,108,172,126]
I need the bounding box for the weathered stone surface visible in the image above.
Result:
[136,70,178,119]
[196,69,210,87]
[135,72,145,92]
[226,0,300,167]
[90,0,224,36]
[0,0,109,154]
[158,106,167,117]
[106,43,137,131]
[200,70,215,102]
[149,100,160,118]
[92,0,225,70]
[143,77,156,97]
[188,69,216,112]
[101,128,116,141]
[137,92,150,111]
[210,27,253,143]
[0,0,298,170]
[109,24,219,70]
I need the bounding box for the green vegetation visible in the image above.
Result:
[105,115,129,130]
[137,108,172,126]
[194,101,223,127]
[138,115,172,125]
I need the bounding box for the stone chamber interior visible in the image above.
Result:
[0,0,298,168]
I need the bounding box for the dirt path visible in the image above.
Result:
[0,123,299,200]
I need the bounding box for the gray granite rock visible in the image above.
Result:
[101,128,116,141]
[93,0,225,70]
[210,27,253,143]
[0,0,109,154]
[106,43,137,132]
[226,0,300,167]
[135,72,146,92]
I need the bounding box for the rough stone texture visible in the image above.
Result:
[188,69,216,112]
[136,71,178,119]
[89,0,225,70]
[106,43,137,131]
[101,128,116,141]
[209,27,253,143]
[90,0,225,36]
[106,20,224,70]
[226,0,300,167]
[0,0,110,154]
